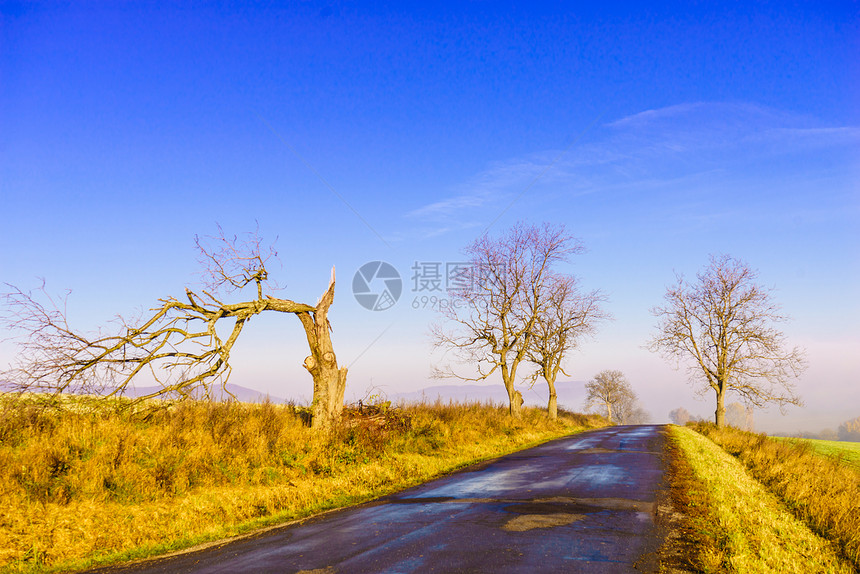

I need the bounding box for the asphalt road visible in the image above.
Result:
[95,424,669,573]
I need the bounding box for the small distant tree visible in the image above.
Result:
[1,228,348,430]
[615,390,650,424]
[648,254,806,429]
[725,402,754,431]
[819,428,838,441]
[525,274,606,420]
[432,222,584,418]
[584,370,634,423]
[838,416,860,442]
[669,407,692,426]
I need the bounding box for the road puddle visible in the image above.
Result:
[502,513,584,531]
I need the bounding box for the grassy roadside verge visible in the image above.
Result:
[696,424,860,570]
[666,425,853,573]
[0,397,605,573]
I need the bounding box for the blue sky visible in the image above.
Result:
[1,2,858,432]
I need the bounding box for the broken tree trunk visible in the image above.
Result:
[296,269,347,430]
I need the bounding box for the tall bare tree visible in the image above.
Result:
[583,369,634,423]
[1,228,347,430]
[432,222,583,418]
[525,274,606,419]
[648,254,806,428]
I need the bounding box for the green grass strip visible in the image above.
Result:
[668,425,853,574]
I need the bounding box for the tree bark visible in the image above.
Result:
[715,387,726,429]
[547,381,558,421]
[296,270,347,431]
[499,362,523,418]
[503,378,523,418]
[507,388,523,418]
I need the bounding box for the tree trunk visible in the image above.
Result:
[606,401,613,423]
[715,388,726,429]
[297,269,347,431]
[546,378,558,420]
[508,388,523,418]
[504,380,524,418]
[500,364,523,418]
[308,360,347,430]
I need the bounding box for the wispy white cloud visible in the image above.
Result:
[750,126,860,148]
[403,152,563,236]
[606,101,797,132]
[406,190,495,219]
[403,101,859,238]
[605,102,710,128]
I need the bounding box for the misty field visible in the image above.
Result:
[0,395,604,572]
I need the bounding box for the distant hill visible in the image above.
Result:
[3,378,588,411]
[119,384,286,403]
[391,380,588,410]
[0,381,286,403]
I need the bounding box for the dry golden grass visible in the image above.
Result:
[695,423,860,571]
[668,425,854,573]
[0,395,604,572]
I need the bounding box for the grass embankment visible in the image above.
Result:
[0,396,604,573]
[772,436,860,469]
[696,424,860,571]
[666,425,854,573]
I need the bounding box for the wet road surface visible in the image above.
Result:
[96,425,668,573]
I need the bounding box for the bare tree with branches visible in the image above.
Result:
[431,222,583,418]
[647,254,806,428]
[525,274,606,419]
[1,228,348,430]
[583,369,635,423]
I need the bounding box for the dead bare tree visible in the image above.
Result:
[0,228,347,430]
[583,369,634,423]
[647,254,806,428]
[525,274,606,419]
[431,222,583,418]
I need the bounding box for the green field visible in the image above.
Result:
[773,437,860,468]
